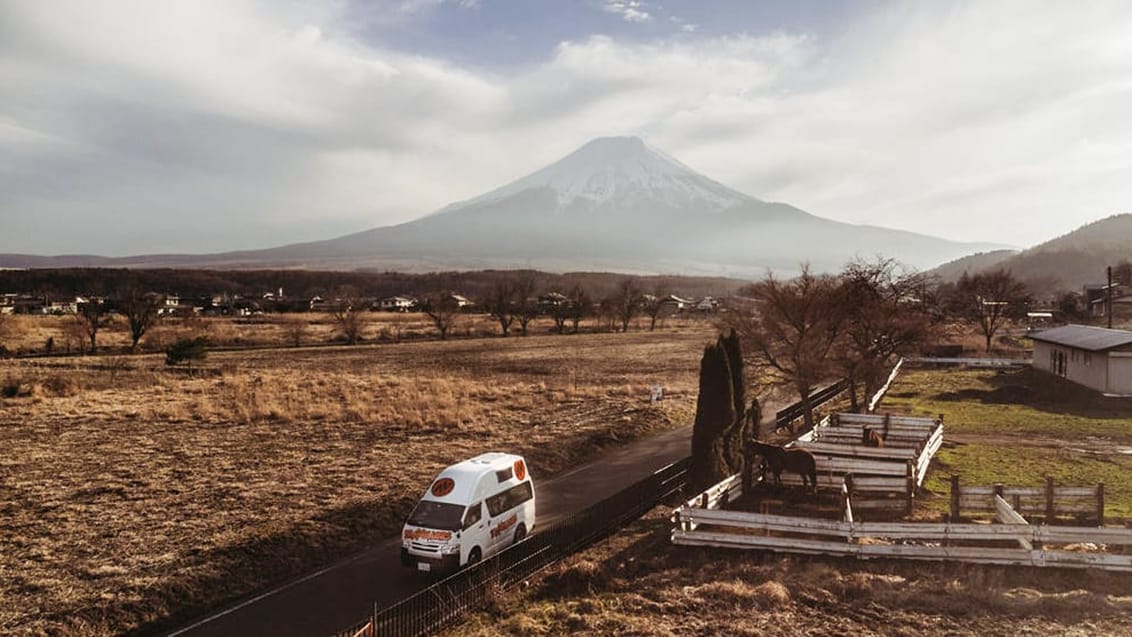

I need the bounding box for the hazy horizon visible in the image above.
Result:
[3,1,1132,256]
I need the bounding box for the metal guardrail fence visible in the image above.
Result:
[333,458,691,637]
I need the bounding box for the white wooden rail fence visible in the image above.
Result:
[768,412,944,513]
[671,506,1132,572]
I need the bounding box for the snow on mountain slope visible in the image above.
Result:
[440,136,752,215]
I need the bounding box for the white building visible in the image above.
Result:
[1029,324,1132,395]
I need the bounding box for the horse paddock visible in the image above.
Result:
[673,411,1132,572]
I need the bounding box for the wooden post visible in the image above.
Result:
[699,492,708,509]
[994,482,1004,516]
[905,460,914,517]
[1097,482,1106,527]
[884,412,891,439]
[1045,476,1055,524]
[950,474,960,521]
[832,413,840,427]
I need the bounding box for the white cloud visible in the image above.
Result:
[3,0,1132,255]
[603,1,652,23]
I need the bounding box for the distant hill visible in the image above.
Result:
[1,136,1002,277]
[929,250,1018,282]
[928,214,1132,291]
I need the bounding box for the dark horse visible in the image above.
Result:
[861,427,885,447]
[751,441,817,493]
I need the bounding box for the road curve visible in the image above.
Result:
[166,423,696,637]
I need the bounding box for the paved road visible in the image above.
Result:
[167,424,696,637]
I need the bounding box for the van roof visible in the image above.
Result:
[422,452,527,505]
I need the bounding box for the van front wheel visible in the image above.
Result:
[513,523,527,544]
[466,547,482,566]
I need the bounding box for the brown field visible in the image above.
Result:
[0,311,712,355]
[0,326,713,636]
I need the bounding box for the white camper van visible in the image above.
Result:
[401,452,535,573]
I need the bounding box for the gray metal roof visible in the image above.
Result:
[1027,324,1132,351]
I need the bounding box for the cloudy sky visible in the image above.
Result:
[3,0,1132,256]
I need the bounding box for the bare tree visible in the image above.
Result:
[119,291,164,351]
[955,268,1029,352]
[422,293,461,340]
[733,266,845,431]
[836,259,934,411]
[641,286,669,332]
[614,278,642,332]
[75,300,112,353]
[567,284,591,334]
[485,279,518,337]
[331,289,364,345]
[514,276,538,336]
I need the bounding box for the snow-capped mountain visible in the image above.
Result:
[443,136,749,214]
[0,136,1006,275]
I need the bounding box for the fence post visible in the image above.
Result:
[832,413,840,427]
[700,492,708,509]
[905,460,914,517]
[1045,476,1055,524]
[950,474,960,521]
[884,412,891,439]
[1097,482,1106,527]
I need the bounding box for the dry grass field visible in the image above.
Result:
[0,326,713,636]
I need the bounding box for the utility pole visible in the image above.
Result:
[1108,266,1114,329]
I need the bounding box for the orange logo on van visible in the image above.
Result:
[513,460,526,481]
[404,528,452,542]
[490,513,518,539]
[431,478,455,497]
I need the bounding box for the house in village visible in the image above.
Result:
[1029,324,1132,395]
[694,296,719,313]
[377,296,416,312]
[659,294,692,314]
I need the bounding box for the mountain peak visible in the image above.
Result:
[450,136,754,213]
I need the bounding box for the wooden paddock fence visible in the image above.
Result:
[672,474,1132,572]
[671,507,1132,572]
[752,412,943,515]
[949,475,1106,526]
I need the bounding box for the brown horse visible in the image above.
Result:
[751,441,817,493]
[861,427,885,448]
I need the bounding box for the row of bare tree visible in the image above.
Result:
[726,260,1029,429]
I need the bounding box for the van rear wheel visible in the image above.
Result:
[466,547,482,566]
[513,523,527,544]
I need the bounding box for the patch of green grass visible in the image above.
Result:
[885,368,1132,521]
[921,443,1132,519]
[885,368,1132,441]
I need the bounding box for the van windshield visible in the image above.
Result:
[406,500,465,531]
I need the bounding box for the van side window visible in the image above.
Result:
[495,467,513,482]
[506,481,534,509]
[463,502,482,529]
[486,493,507,517]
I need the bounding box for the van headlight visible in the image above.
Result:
[441,544,460,555]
